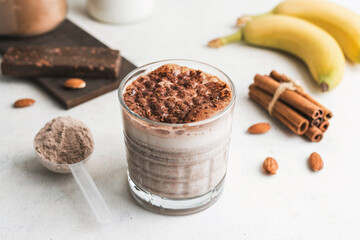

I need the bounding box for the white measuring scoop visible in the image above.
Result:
[35,151,112,223]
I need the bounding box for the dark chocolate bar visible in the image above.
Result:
[1,46,121,79]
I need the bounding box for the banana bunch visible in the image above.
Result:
[209,0,360,91]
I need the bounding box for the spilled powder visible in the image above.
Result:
[34,116,94,164]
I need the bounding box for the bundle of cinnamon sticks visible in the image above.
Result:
[249,71,332,142]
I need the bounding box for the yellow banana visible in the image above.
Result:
[273,0,360,63]
[209,15,345,91]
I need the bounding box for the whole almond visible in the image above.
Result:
[248,122,271,134]
[263,157,278,175]
[63,78,86,89]
[14,98,35,108]
[309,152,323,171]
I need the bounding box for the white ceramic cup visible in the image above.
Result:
[87,0,154,24]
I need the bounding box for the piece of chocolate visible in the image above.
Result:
[1,46,121,79]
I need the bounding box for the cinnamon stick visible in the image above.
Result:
[254,74,323,119]
[249,84,309,135]
[300,92,332,120]
[270,70,333,120]
[309,117,322,127]
[319,120,330,132]
[305,126,323,142]
[269,70,287,83]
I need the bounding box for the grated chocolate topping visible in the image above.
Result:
[123,64,232,124]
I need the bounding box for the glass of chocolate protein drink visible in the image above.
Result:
[118,60,236,215]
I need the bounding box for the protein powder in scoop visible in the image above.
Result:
[34,116,112,223]
[34,116,94,165]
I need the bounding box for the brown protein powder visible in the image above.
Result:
[34,116,94,164]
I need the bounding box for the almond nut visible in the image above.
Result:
[63,78,86,89]
[309,152,323,171]
[263,157,278,175]
[14,98,35,108]
[248,122,271,134]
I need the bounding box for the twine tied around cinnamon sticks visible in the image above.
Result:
[267,79,303,115]
[249,70,333,142]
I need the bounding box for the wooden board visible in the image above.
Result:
[0,19,137,109]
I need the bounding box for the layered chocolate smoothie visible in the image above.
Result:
[119,61,235,214]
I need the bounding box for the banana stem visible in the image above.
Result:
[236,16,252,26]
[320,82,329,92]
[208,30,243,48]
[236,12,273,27]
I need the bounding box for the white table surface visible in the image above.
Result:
[1,0,360,239]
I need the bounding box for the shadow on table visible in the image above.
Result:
[13,156,103,227]
[14,155,69,180]
[14,154,155,224]
[93,162,147,220]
